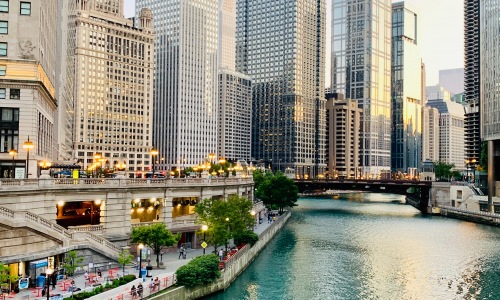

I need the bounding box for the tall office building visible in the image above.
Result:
[326,93,361,179]
[74,0,155,175]
[391,2,422,173]
[465,0,481,164]
[422,106,439,162]
[136,0,219,171]
[426,87,465,171]
[332,0,392,178]
[439,68,465,96]
[237,0,326,177]
[219,0,236,70]
[480,0,500,210]
[0,0,58,178]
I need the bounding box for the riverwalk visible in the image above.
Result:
[9,214,279,300]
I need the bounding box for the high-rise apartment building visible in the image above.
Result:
[237,0,326,177]
[479,0,500,209]
[136,0,219,171]
[332,0,392,178]
[426,87,465,171]
[326,93,361,179]
[391,2,422,173]
[422,106,439,162]
[465,0,481,164]
[439,68,465,96]
[73,0,155,175]
[0,0,58,178]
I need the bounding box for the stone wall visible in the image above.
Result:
[148,211,291,300]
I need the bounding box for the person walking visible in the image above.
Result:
[137,282,143,298]
[218,248,224,261]
[182,247,187,259]
[178,246,184,259]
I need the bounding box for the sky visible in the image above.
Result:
[123,0,463,87]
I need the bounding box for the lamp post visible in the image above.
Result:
[225,217,230,254]
[202,225,208,255]
[150,148,158,178]
[9,149,17,178]
[138,243,144,278]
[23,137,34,179]
[250,210,256,232]
[45,268,53,300]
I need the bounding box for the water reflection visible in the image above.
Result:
[205,194,500,300]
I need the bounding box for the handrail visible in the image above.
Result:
[68,224,104,233]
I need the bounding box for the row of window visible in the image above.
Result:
[0,1,30,15]
[0,88,20,99]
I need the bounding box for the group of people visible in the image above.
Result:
[267,211,277,223]
[130,282,144,298]
[178,246,187,259]
[149,277,160,292]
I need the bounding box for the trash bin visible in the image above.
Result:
[37,275,46,287]
[146,266,153,277]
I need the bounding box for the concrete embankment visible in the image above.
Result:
[439,206,500,226]
[148,211,291,300]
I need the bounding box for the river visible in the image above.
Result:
[205,193,500,300]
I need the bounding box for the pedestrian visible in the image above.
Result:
[137,282,143,297]
[218,248,224,261]
[131,285,137,298]
[97,268,102,279]
[42,284,48,297]
[273,215,276,222]
[51,270,57,290]
[178,246,184,259]
[182,247,187,259]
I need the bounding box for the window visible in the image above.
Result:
[20,2,30,15]
[0,42,6,56]
[9,88,19,99]
[0,88,5,99]
[0,21,7,34]
[0,0,8,12]
[0,65,5,76]
[0,108,19,152]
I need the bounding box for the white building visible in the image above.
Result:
[136,0,219,171]
[73,0,155,177]
[0,0,58,178]
[332,0,392,178]
[422,106,440,162]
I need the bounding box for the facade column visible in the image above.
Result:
[102,192,131,239]
[162,196,173,228]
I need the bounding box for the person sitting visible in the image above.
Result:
[131,285,137,298]
[137,283,143,297]
[154,277,160,290]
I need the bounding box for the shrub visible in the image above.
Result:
[234,230,259,246]
[175,254,221,288]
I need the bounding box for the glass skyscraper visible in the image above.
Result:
[391,2,422,173]
[135,0,219,170]
[332,0,392,178]
[236,0,326,178]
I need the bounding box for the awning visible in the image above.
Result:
[51,164,82,169]
[30,259,47,268]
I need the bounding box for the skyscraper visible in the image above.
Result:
[73,0,155,176]
[479,0,500,210]
[332,0,392,178]
[237,0,326,177]
[136,0,219,170]
[439,68,465,96]
[464,0,481,164]
[391,2,422,173]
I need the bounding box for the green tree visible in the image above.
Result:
[252,169,273,190]
[117,249,134,275]
[434,161,456,181]
[131,223,180,268]
[256,172,298,213]
[175,254,221,288]
[62,250,84,277]
[195,195,256,252]
[479,141,488,171]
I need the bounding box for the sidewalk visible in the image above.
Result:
[10,213,279,299]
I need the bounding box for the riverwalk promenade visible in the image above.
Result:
[9,214,279,300]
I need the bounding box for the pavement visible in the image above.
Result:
[8,212,279,300]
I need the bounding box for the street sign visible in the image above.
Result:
[201,242,207,249]
[48,256,55,269]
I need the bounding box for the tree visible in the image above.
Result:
[117,249,134,275]
[479,141,488,171]
[131,223,180,268]
[195,195,256,252]
[434,161,456,181]
[62,250,84,277]
[175,254,221,288]
[252,169,273,190]
[256,172,298,213]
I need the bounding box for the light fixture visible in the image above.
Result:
[94,199,101,205]
[57,201,65,207]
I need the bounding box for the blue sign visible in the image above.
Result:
[30,259,48,268]
[18,278,29,289]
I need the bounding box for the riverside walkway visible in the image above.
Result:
[11,215,278,300]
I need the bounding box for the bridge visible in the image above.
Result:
[294,179,432,213]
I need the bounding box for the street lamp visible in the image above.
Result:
[138,243,144,278]
[225,217,230,254]
[9,149,17,178]
[250,210,256,231]
[150,148,159,177]
[45,268,53,300]
[23,137,34,179]
[201,225,208,255]
[208,153,216,164]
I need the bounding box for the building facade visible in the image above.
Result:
[422,106,440,162]
[332,0,392,178]
[391,2,422,173]
[73,0,155,176]
[439,68,465,96]
[237,0,326,177]
[480,0,500,209]
[0,0,58,178]
[326,93,361,179]
[465,0,481,164]
[218,68,252,161]
[136,0,219,172]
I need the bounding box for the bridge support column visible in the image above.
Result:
[162,196,173,226]
[102,192,130,239]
